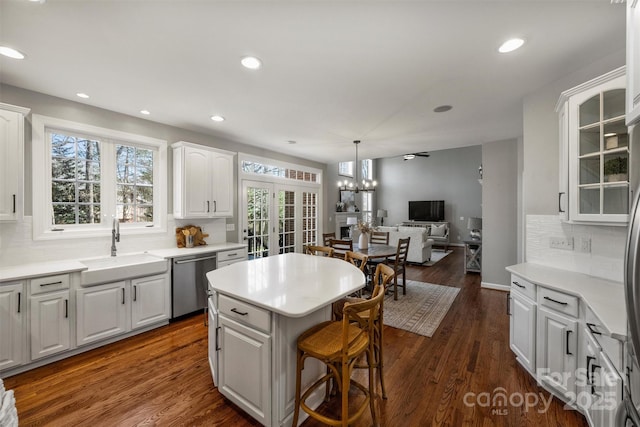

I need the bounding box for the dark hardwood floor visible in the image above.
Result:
[4,248,589,426]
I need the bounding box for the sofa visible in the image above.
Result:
[375,226,433,264]
[400,222,450,251]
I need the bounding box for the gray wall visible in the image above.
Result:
[376,146,482,245]
[482,139,519,286]
[0,84,326,242]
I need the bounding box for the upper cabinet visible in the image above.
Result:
[627,0,640,125]
[172,141,235,219]
[0,103,30,222]
[557,67,631,224]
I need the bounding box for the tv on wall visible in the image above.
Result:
[408,200,445,222]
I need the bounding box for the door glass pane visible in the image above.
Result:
[246,187,270,260]
[302,191,318,247]
[603,152,628,183]
[278,190,295,254]
[603,185,629,214]
[579,157,600,185]
[579,95,600,127]
[579,187,600,214]
[603,119,629,151]
[603,89,625,120]
[579,126,600,156]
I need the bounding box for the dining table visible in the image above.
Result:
[352,243,397,260]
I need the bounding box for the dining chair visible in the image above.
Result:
[329,239,353,259]
[332,263,395,400]
[388,237,410,300]
[292,282,384,427]
[370,231,389,245]
[304,245,335,257]
[322,232,336,246]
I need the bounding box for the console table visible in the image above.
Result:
[464,240,482,274]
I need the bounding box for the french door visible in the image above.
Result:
[241,180,318,259]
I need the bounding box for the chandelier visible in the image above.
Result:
[337,140,377,193]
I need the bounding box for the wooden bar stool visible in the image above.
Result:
[292,284,385,427]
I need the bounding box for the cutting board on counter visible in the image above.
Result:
[175,225,209,248]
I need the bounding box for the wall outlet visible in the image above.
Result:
[226,223,235,231]
[579,237,591,253]
[549,236,574,250]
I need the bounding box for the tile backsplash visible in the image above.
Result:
[526,215,627,282]
[0,216,228,267]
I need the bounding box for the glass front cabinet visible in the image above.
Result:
[557,67,631,224]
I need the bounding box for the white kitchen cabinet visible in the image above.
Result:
[172,141,234,219]
[557,67,631,224]
[30,290,71,360]
[218,313,271,426]
[208,296,218,386]
[0,282,24,371]
[509,290,536,374]
[131,273,171,329]
[628,0,640,125]
[596,350,622,427]
[76,281,128,346]
[537,305,578,398]
[0,103,29,221]
[217,247,248,269]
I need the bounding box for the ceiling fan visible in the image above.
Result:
[403,152,430,161]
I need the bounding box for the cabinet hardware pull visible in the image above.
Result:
[586,356,595,384]
[506,293,511,316]
[122,288,125,304]
[558,192,565,213]
[204,307,208,327]
[590,363,601,395]
[544,296,568,306]
[12,194,16,213]
[65,299,68,318]
[133,285,137,302]
[586,323,602,335]
[227,253,237,257]
[231,308,248,316]
[207,201,210,213]
[174,255,217,264]
[17,292,21,313]
[512,281,525,289]
[40,281,63,287]
[566,330,573,355]
[214,201,217,212]
[215,326,221,351]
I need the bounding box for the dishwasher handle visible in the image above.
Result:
[174,255,217,265]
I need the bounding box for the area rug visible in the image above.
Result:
[423,250,452,267]
[384,280,460,337]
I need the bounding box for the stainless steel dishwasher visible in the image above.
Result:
[172,253,217,318]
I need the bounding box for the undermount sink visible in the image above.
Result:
[80,253,168,286]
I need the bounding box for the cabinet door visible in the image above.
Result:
[76,282,128,346]
[536,307,578,397]
[183,147,212,218]
[211,152,234,217]
[208,297,218,386]
[509,291,536,373]
[30,290,70,360]
[0,283,24,370]
[218,314,271,426]
[596,352,622,427]
[558,102,569,220]
[0,108,23,221]
[131,274,171,329]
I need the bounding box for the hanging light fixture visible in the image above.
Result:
[337,140,377,193]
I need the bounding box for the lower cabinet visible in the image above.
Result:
[0,282,24,370]
[30,290,71,360]
[509,290,536,373]
[131,274,171,329]
[218,314,271,426]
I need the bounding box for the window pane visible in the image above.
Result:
[580,157,600,185]
[77,140,100,161]
[604,119,629,150]
[579,126,600,156]
[579,94,600,127]
[116,144,154,223]
[579,187,600,214]
[53,204,75,225]
[52,158,76,180]
[603,153,628,183]
[52,181,76,203]
[78,183,100,203]
[78,204,101,224]
[76,160,100,181]
[136,185,153,204]
[603,89,625,120]
[603,185,629,214]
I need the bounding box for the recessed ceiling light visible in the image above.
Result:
[498,38,525,53]
[211,115,225,122]
[140,110,150,115]
[404,154,416,160]
[287,140,297,144]
[76,92,90,99]
[0,46,25,59]
[241,56,262,70]
[433,105,452,113]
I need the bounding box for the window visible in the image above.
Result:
[339,161,353,177]
[32,115,167,240]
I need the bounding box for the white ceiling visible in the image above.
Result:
[0,0,627,164]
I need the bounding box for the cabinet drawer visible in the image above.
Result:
[510,274,536,300]
[30,274,70,295]
[217,248,247,263]
[538,286,579,318]
[218,294,270,333]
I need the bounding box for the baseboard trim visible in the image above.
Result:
[481,281,509,292]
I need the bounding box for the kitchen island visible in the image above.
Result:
[206,253,365,427]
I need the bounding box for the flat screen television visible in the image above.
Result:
[408,200,445,222]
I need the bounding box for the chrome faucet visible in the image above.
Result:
[111,218,120,257]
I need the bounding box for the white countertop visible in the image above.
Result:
[206,253,366,318]
[506,263,626,339]
[147,242,247,259]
